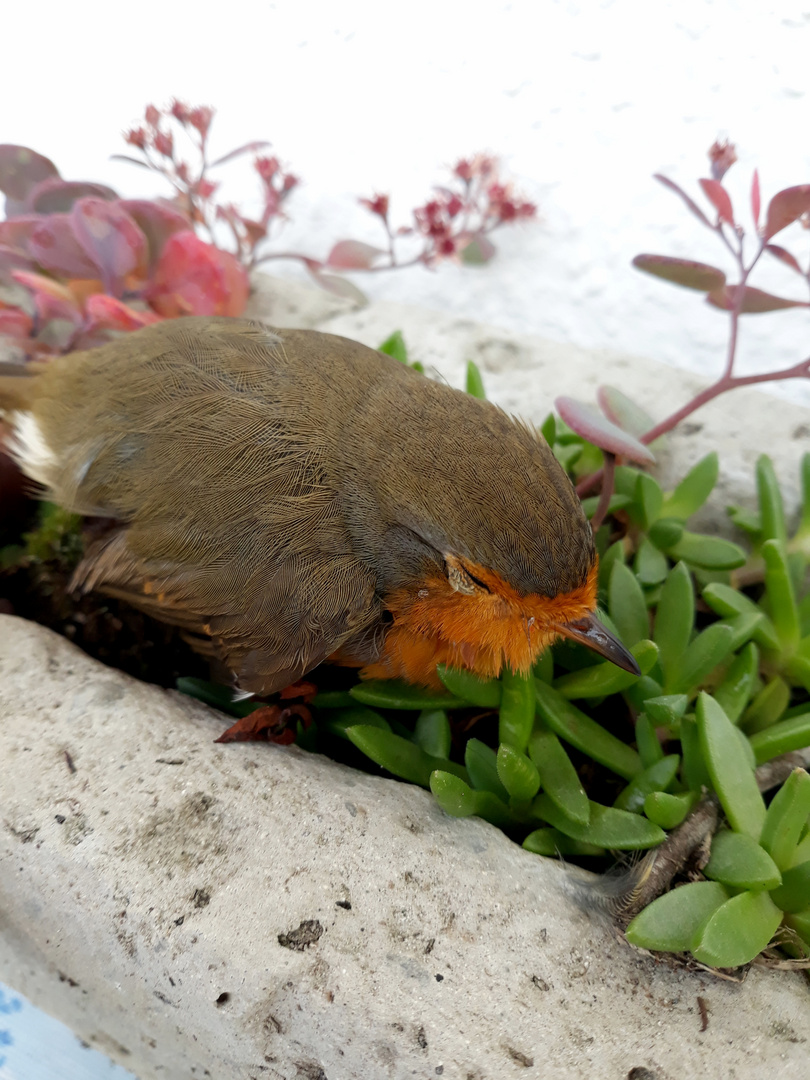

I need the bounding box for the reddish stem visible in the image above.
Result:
[576,357,810,498]
[638,358,810,445]
[576,232,777,499]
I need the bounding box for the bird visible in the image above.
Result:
[0,315,638,696]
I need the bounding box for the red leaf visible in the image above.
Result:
[699,178,734,225]
[147,230,250,318]
[325,239,385,270]
[555,397,655,464]
[12,272,82,329]
[0,244,36,277]
[118,199,190,270]
[764,243,804,276]
[0,145,59,205]
[762,185,810,240]
[214,706,282,743]
[214,703,311,744]
[209,140,272,168]
[12,270,81,306]
[706,284,809,313]
[31,291,84,328]
[84,294,163,332]
[751,169,761,230]
[0,308,34,340]
[632,254,727,292]
[0,216,41,250]
[71,198,147,296]
[277,680,317,702]
[28,214,101,278]
[25,179,118,215]
[654,174,713,229]
[305,264,368,304]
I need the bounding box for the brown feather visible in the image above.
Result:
[2,316,596,693]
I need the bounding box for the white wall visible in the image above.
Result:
[4,1,810,405]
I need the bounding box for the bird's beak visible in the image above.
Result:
[553,612,641,675]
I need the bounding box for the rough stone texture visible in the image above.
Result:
[246,273,358,330]
[2,274,810,1078]
[1,616,809,1080]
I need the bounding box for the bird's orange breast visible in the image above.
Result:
[353,559,599,688]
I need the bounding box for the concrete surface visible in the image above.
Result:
[1,617,809,1080]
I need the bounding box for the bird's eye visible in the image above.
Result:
[444,553,489,595]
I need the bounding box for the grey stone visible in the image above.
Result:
[246,272,359,328]
[1,616,809,1080]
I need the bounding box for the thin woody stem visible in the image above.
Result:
[575,232,797,500]
[720,241,765,380]
[636,377,735,446]
[639,358,810,445]
[380,216,396,264]
[721,307,740,381]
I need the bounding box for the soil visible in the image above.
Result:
[1,556,210,690]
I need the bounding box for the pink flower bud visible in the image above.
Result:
[190,106,214,136]
[124,127,147,149]
[454,159,473,182]
[154,131,174,158]
[255,156,279,181]
[196,178,218,200]
[708,139,738,182]
[360,194,389,219]
[170,99,191,123]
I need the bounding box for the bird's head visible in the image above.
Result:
[356,406,638,686]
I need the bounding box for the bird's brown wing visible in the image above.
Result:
[71,530,209,633]
[32,317,384,693]
[72,529,381,695]
[205,552,380,694]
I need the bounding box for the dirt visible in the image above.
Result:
[0,554,209,690]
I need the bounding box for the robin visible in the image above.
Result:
[0,316,638,695]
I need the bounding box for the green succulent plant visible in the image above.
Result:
[180,342,810,972]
